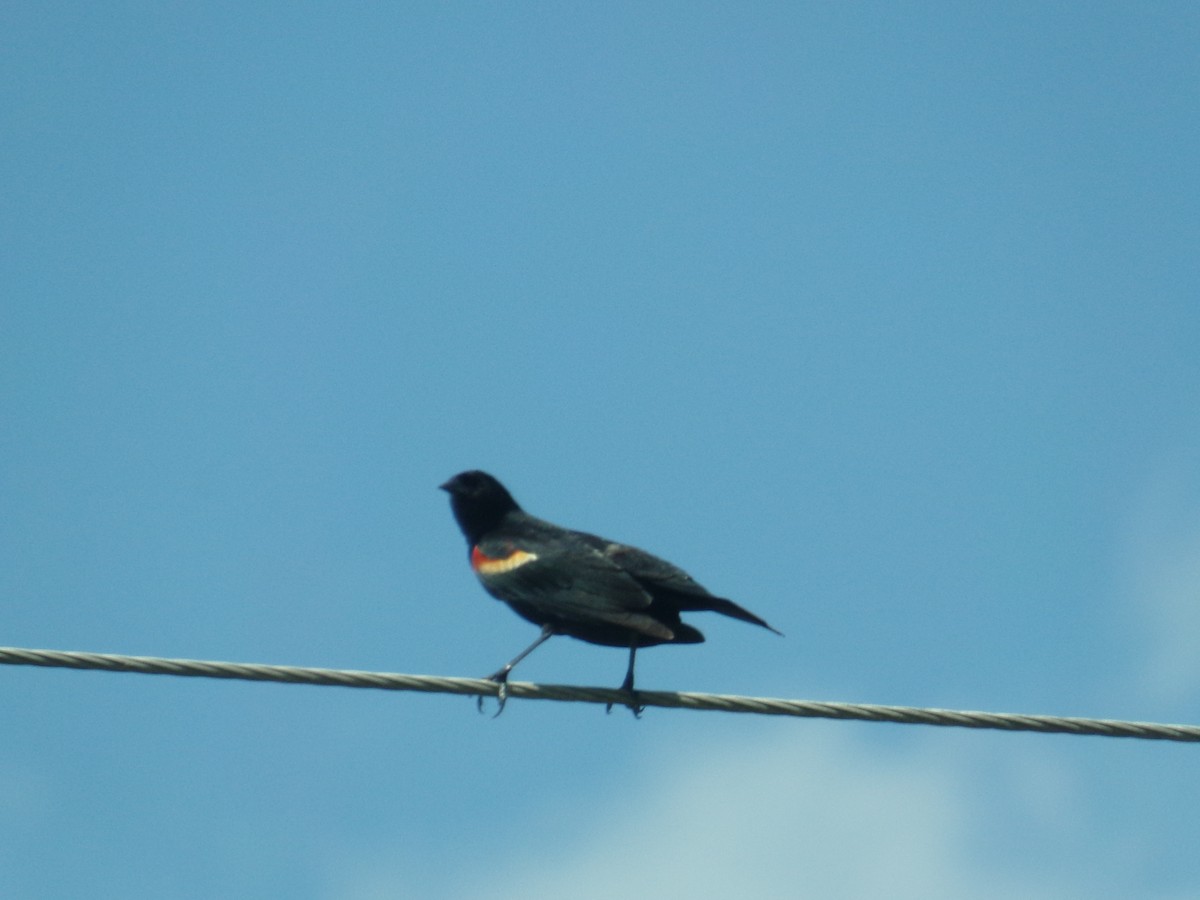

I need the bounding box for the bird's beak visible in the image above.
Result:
[438,480,453,493]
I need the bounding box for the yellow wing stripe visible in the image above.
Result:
[471,545,540,575]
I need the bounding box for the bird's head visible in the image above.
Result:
[440,470,522,543]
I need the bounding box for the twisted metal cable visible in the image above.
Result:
[2,645,1197,742]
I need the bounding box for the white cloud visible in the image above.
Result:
[329,728,1086,900]
[470,731,1077,900]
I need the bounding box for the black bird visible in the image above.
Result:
[440,470,781,714]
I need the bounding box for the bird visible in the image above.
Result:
[440,470,781,715]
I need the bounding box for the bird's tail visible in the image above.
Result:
[695,596,783,636]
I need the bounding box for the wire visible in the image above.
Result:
[2,645,1196,742]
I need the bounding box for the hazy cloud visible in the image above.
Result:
[332,729,1084,900]
[1121,455,1200,704]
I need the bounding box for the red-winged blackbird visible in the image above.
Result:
[441,470,781,714]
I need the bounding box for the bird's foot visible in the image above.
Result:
[605,691,644,718]
[606,674,644,718]
[477,669,511,717]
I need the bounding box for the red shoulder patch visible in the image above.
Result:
[471,545,540,575]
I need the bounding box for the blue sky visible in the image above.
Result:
[2,3,1199,898]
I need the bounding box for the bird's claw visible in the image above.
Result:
[606,689,644,718]
[477,670,510,717]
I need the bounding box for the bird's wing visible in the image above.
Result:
[589,536,783,635]
[474,530,678,640]
[594,539,714,598]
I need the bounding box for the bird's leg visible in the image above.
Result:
[607,644,643,717]
[479,624,555,716]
